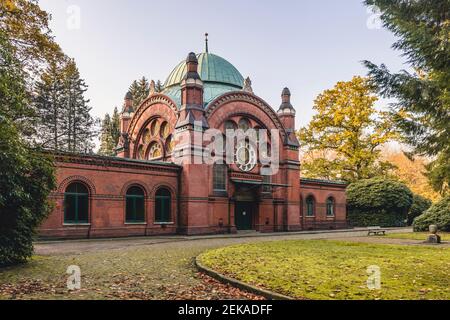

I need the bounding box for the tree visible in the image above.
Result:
[110,106,121,145]
[0,0,64,78]
[0,30,55,266]
[33,61,66,150]
[129,76,149,108]
[298,76,396,182]
[98,114,114,156]
[382,148,441,202]
[155,80,163,93]
[408,194,432,226]
[34,58,97,153]
[61,59,97,153]
[364,0,450,195]
[98,107,120,156]
[347,178,413,227]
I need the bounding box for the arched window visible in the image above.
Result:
[326,197,335,217]
[306,196,315,217]
[64,182,89,224]
[238,118,251,131]
[213,163,227,191]
[126,186,145,223]
[155,188,171,223]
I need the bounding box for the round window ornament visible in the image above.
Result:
[235,141,257,172]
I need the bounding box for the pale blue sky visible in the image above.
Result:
[40,0,406,129]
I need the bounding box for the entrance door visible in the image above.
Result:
[235,202,253,230]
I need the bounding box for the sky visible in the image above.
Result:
[39,0,407,130]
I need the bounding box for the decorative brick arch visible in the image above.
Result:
[150,183,177,199]
[206,91,287,141]
[58,176,96,194]
[127,94,178,139]
[120,181,151,197]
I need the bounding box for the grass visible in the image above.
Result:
[198,240,450,300]
[0,244,217,300]
[385,232,449,241]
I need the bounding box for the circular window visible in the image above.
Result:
[160,121,169,139]
[235,140,257,172]
[148,142,162,160]
[150,120,159,137]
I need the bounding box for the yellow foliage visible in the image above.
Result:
[382,147,441,202]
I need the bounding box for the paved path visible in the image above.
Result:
[34,228,412,255]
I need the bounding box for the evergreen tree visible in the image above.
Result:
[155,80,164,93]
[364,0,450,195]
[98,107,121,156]
[110,106,121,145]
[129,76,149,108]
[61,59,96,153]
[98,114,114,156]
[34,61,66,150]
[34,58,97,153]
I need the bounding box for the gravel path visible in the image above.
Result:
[34,228,411,256]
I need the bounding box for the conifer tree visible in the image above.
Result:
[364,0,450,195]
[129,76,149,108]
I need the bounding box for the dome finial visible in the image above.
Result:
[205,33,209,53]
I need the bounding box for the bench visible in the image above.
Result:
[367,226,387,236]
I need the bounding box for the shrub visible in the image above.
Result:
[413,197,450,232]
[0,119,56,267]
[347,178,413,227]
[407,194,432,226]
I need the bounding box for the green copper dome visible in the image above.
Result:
[163,52,244,107]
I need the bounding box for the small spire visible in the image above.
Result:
[242,77,253,94]
[149,80,156,96]
[205,33,209,53]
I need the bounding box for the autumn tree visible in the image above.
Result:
[0,0,64,78]
[382,148,441,202]
[364,0,450,195]
[298,76,395,182]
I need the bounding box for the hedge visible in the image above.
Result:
[347,178,413,227]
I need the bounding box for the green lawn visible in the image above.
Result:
[198,240,450,300]
[385,232,449,241]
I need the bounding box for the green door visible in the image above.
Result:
[235,202,253,230]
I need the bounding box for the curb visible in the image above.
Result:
[195,256,295,301]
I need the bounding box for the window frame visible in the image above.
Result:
[155,188,172,224]
[125,186,146,223]
[326,197,335,217]
[213,163,227,192]
[306,196,315,217]
[64,183,89,224]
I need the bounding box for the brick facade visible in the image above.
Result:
[39,50,348,239]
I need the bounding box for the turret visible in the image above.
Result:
[176,52,208,129]
[116,91,134,158]
[277,87,299,147]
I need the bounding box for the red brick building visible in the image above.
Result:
[39,47,347,239]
